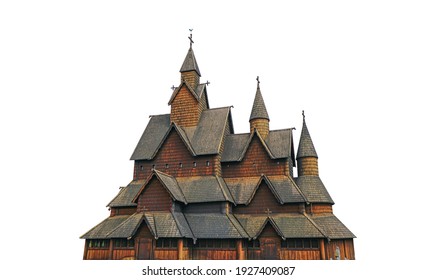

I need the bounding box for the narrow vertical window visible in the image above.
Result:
[193,162,197,167]
[206,161,210,167]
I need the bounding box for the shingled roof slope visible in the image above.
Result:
[190,107,231,155]
[265,129,293,159]
[224,176,259,205]
[310,214,356,239]
[176,176,235,204]
[272,214,325,238]
[185,213,248,239]
[294,176,334,204]
[267,175,306,203]
[107,180,145,207]
[130,114,171,160]
[80,215,131,239]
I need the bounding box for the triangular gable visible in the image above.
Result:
[254,217,285,240]
[108,213,157,239]
[132,170,187,204]
[168,80,202,105]
[239,130,275,161]
[246,175,283,205]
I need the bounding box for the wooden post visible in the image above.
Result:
[320,239,326,260]
[177,239,184,260]
[83,240,89,260]
[236,239,245,260]
[108,239,114,260]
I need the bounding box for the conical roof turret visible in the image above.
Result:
[180,46,201,76]
[297,111,318,159]
[249,78,269,121]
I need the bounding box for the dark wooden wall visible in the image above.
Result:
[110,207,136,217]
[137,177,172,211]
[222,136,288,178]
[133,130,218,179]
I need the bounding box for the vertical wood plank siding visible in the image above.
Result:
[137,177,172,211]
[222,137,288,178]
[133,131,218,179]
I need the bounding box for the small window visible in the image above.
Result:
[193,162,197,167]
[88,239,109,249]
[156,238,177,248]
[248,239,260,249]
[206,161,210,167]
[140,165,144,171]
[151,164,155,170]
[179,162,183,168]
[165,164,169,169]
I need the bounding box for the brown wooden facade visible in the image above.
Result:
[81,38,356,260]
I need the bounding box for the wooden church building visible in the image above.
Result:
[81,36,355,260]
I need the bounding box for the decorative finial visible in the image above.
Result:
[188,29,194,48]
[256,76,260,88]
[302,110,305,119]
[171,85,176,91]
[206,80,210,86]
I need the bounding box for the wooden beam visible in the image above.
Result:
[319,239,326,260]
[177,239,184,260]
[236,239,245,260]
[83,240,89,260]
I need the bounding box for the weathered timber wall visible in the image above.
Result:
[171,84,202,127]
[154,249,178,260]
[86,249,109,260]
[137,177,172,211]
[250,119,269,139]
[324,239,355,260]
[298,157,319,176]
[305,204,333,214]
[192,249,237,260]
[280,249,321,260]
[222,137,288,177]
[110,207,136,217]
[112,249,136,260]
[133,131,218,179]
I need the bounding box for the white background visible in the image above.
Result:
[1,1,436,279]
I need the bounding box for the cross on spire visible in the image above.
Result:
[256,76,260,88]
[302,110,306,119]
[188,29,194,48]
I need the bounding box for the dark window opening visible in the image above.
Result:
[156,238,178,248]
[114,238,135,249]
[88,239,110,249]
[281,238,319,249]
[179,162,183,168]
[247,239,260,249]
[206,161,210,167]
[165,164,169,169]
[193,162,197,167]
[195,239,236,249]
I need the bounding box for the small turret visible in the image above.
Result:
[180,33,201,90]
[296,111,319,176]
[249,76,270,139]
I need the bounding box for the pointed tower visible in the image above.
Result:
[180,33,201,90]
[169,33,208,127]
[297,111,319,176]
[249,76,270,139]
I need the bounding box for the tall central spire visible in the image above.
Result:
[180,30,201,89]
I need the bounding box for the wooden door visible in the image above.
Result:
[137,238,152,260]
[261,238,279,260]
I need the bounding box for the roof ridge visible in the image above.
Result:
[226,213,249,238]
[303,212,330,240]
[215,175,236,205]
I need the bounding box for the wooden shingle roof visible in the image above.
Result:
[297,117,318,159]
[180,46,201,76]
[107,180,146,207]
[309,213,356,239]
[294,176,334,204]
[249,85,269,121]
[184,213,248,239]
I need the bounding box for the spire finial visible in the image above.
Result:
[188,29,194,48]
[256,76,260,88]
[302,110,305,120]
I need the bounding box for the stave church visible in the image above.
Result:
[81,34,355,260]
